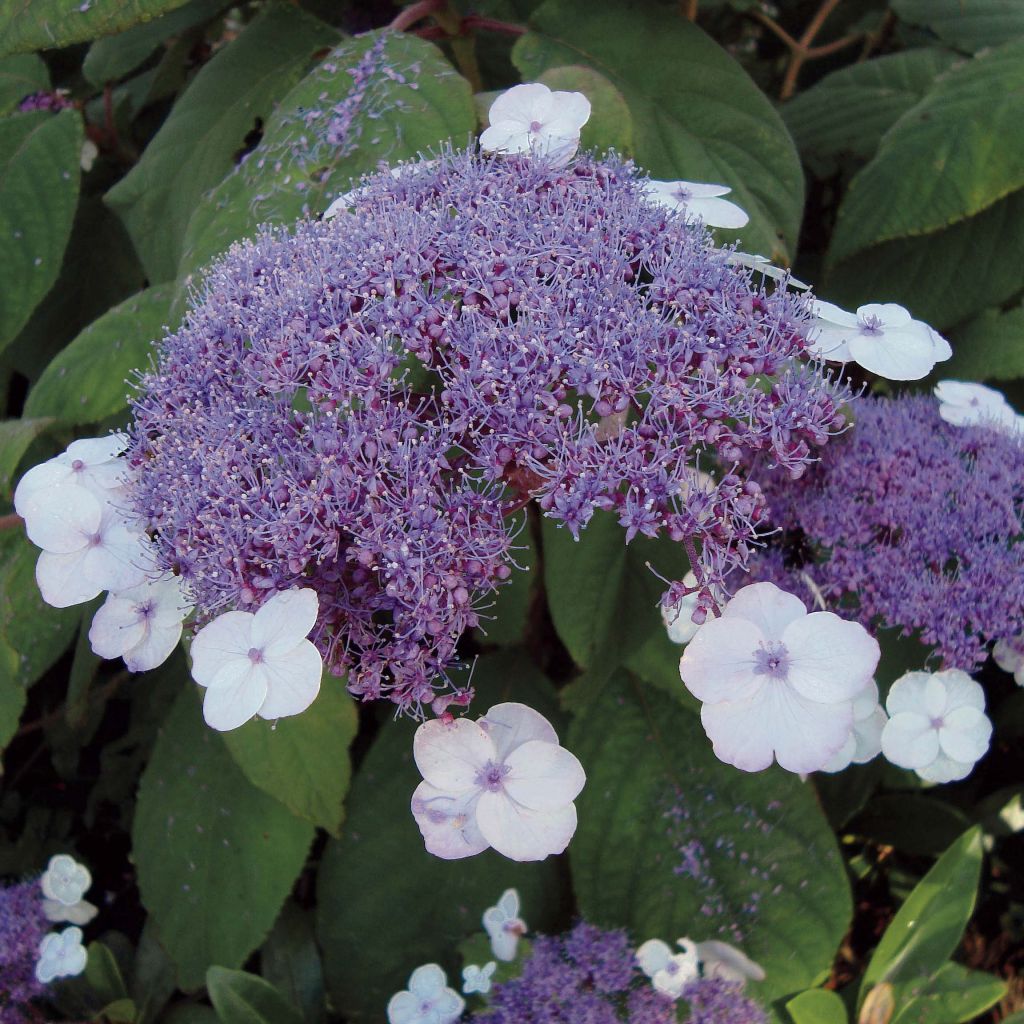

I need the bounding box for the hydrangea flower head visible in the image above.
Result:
[480,83,591,166]
[679,582,880,773]
[387,963,464,1024]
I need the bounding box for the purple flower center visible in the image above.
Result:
[528,119,543,134]
[930,715,945,730]
[137,600,156,621]
[858,314,885,336]
[753,640,790,678]
[248,647,265,665]
[71,459,85,472]
[476,759,510,792]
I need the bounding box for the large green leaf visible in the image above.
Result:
[24,284,174,426]
[942,301,1024,382]
[893,0,1024,54]
[132,687,314,991]
[0,109,82,353]
[537,65,633,156]
[317,650,568,1021]
[785,988,847,1024]
[105,4,339,282]
[0,0,194,58]
[513,0,804,261]
[860,827,983,998]
[0,416,53,499]
[829,39,1024,266]
[177,30,475,283]
[0,637,24,758]
[783,49,957,165]
[221,677,357,835]
[207,967,303,1024]
[261,903,327,1024]
[568,673,852,1003]
[823,189,1024,331]
[0,54,49,113]
[891,962,1006,1024]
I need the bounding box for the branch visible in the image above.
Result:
[461,14,526,36]
[389,0,444,33]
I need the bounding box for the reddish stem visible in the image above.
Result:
[389,0,444,33]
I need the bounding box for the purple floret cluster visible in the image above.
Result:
[748,395,1024,671]
[128,147,847,713]
[17,91,73,113]
[0,881,47,1023]
[476,922,764,1024]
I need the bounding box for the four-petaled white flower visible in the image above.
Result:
[994,637,1024,685]
[40,854,91,906]
[807,301,951,380]
[387,964,465,1024]
[934,380,1020,431]
[190,588,323,731]
[679,582,880,773]
[15,435,130,514]
[881,670,992,783]
[411,702,586,862]
[89,576,193,672]
[636,938,699,999]
[821,679,888,774]
[693,939,765,986]
[462,961,497,995]
[643,180,749,229]
[483,888,527,961]
[480,83,591,167]
[35,926,88,984]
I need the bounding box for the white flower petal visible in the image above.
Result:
[411,781,489,860]
[721,581,807,637]
[696,940,765,984]
[386,991,418,1024]
[502,739,586,811]
[938,669,986,713]
[89,593,150,661]
[881,712,940,769]
[190,611,254,687]
[993,638,1024,684]
[42,897,98,925]
[939,706,991,763]
[782,612,879,703]
[636,938,673,977]
[251,588,318,657]
[916,752,974,784]
[476,791,577,861]
[885,671,932,715]
[16,475,102,553]
[413,717,494,793]
[408,963,447,999]
[36,549,104,607]
[679,616,765,704]
[847,324,938,380]
[487,83,551,127]
[256,640,322,720]
[65,434,129,464]
[688,195,749,229]
[41,854,91,904]
[812,300,860,329]
[478,701,558,761]
[201,662,268,731]
[858,302,911,328]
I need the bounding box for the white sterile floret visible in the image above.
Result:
[724,251,809,289]
[807,301,950,380]
[662,571,720,645]
[41,854,91,906]
[483,888,527,961]
[636,938,699,999]
[694,939,765,986]
[643,180,749,229]
[324,166,414,217]
[190,588,323,731]
[411,702,586,862]
[821,679,888,774]
[934,380,1020,430]
[480,83,591,167]
[993,638,1024,685]
[34,926,88,984]
[387,963,465,1024]
[89,576,192,672]
[42,895,98,926]
[679,582,880,773]
[15,434,130,510]
[881,670,992,783]
[462,961,497,995]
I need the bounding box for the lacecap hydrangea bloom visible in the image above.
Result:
[748,395,1024,672]
[124,142,849,715]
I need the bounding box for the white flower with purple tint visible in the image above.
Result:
[808,301,951,380]
[40,855,90,906]
[635,937,699,998]
[190,588,322,731]
[483,888,526,961]
[821,679,888,774]
[693,939,766,986]
[480,83,591,167]
[89,576,193,672]
[35,926,87,984]
[462,961,497,995]
[387,964,464,1024]
[934,380,1019,430]
[644,180,749,229]
[679,582,880,773]
[994,637,1024,685]
[411,702,585,862]
[881,670,992,783]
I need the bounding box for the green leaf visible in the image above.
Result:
[829,39,1024,266]
[861,827,983,998]
[513,0,804,261]
[0,109,82,353]
[65,599,103,730]
[317,650,568,1021]
[568,673,852,1002]
[0,416,54,499]
[783,49,957,164]
[0,54,49,114]
[221,677,357,835]
[785,988,848,1024]
[105,4,340,282]
[0,0,195,57]
[24,284,174,426]
[132,687,314,991]
[261,902,326,1024]
[851,794,972,858]
[823,188,1024,331]
[177,30,475,283]
[942,301,1024,382]
[893,0,1024,54]
[891,962,1006,1024]
[86,942,130,1004]
[131,918,177,1024]
[206,967,303,1024]
[537,65,633,155]
[0,637,25,758]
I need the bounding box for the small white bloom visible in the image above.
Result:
[643,180,749,230]
[80,138,99,172]
[934,380,1019,430]
[679,582,880,773]
[994,637,1024,685]
[482,888,527,961]
[411,702,585,862]
[480,83,591,167]
[636,938,699,999]
[387,963,465,1024]
[89,576,192,672]
[881,670,992,783]
[462,961,497,995]
[693,939,765,985]
[821,679,888,773]
[15,435,130,506]
[41,854,91,905]
[662,571,723,645]
[42,897,98,926]
[725,250,809,289]
[190,588,322,731]
[35,926,88,984]
[808,301,950,380]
